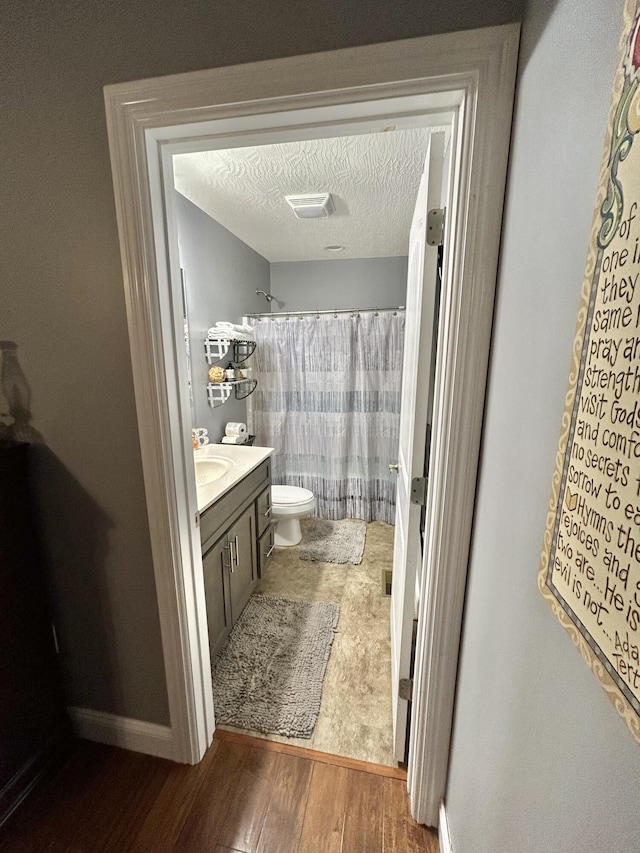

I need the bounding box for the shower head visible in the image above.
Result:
[256,290,274,303]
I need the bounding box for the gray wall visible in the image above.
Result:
[0,0,523,725]
[445,1,640,851]
[176,193,269,442]
[270,257,407,312]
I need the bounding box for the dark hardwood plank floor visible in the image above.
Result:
[297,762,349,853]
[0,735,439,852]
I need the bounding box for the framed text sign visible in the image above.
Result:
[540,0,640,742]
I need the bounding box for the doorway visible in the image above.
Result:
[173,123,446,768]
[104,25,518,826]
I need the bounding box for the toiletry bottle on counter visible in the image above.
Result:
[226,362,235,380]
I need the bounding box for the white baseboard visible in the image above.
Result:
[69,707,175,761]
[439,801,453,853]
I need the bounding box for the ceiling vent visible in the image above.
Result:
[285,192,335,219]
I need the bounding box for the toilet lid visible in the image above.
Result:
[272,485,314,505]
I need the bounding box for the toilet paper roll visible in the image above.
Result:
[225,422,247,437]
[221,435,245,445]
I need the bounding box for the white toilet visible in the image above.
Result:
[271,485,315,546]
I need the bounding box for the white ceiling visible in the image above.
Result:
[173,128,436,263]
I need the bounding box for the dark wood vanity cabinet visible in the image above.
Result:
[202,536,231,662]
[257,522,276,578]
[255,483,275,577]
[200,458,274,659]
[0,442,72,829]
[255,483,271,537]
[227,504,258,624]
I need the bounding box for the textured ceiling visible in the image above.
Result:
[173,128,436,262]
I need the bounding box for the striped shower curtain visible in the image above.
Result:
[248,310,404,524]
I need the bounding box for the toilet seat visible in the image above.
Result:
[272,485,314,508]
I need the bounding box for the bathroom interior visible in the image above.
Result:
[173,127,437,768]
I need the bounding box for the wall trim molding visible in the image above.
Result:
[439,801,453,853]
[68,707,175,761]
[103,23,520,820]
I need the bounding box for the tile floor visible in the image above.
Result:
[218,519,397,767]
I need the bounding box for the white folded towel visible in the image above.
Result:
[207,327,248,341]
[207,327,230,340]
[216,321,253,333]
[207,322,255,341]
[215,321,255,339]
[207,329,254,342]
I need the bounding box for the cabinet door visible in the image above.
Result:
[228,503,257,622]
[255,483,272,538]
[202,534,232,659]
[257,523,276,578]
[0,443,72,827]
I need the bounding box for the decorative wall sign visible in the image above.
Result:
[540,0,640,743]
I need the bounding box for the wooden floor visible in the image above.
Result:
[0,733,439,852]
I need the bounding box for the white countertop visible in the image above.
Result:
[194,443,274,513]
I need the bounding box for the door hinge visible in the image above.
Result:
[195,512,200,527]
[399,678,414,702]
[427,207,445,246]
[411,476,427,506]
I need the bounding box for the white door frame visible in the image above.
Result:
[104,24,518,825]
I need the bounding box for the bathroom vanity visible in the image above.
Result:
[195,445,274,658]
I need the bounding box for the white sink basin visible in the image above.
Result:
[193,444,274,512]
[194,455,233,484]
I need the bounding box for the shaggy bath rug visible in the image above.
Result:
[212,594,340,738]
[299,518,367,564]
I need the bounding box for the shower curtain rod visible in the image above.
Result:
[246,305,405,319]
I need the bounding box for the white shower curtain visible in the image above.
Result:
[248,310,404,524]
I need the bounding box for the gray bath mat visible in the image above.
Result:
[212,594,339,738]
[300,518,367,564]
